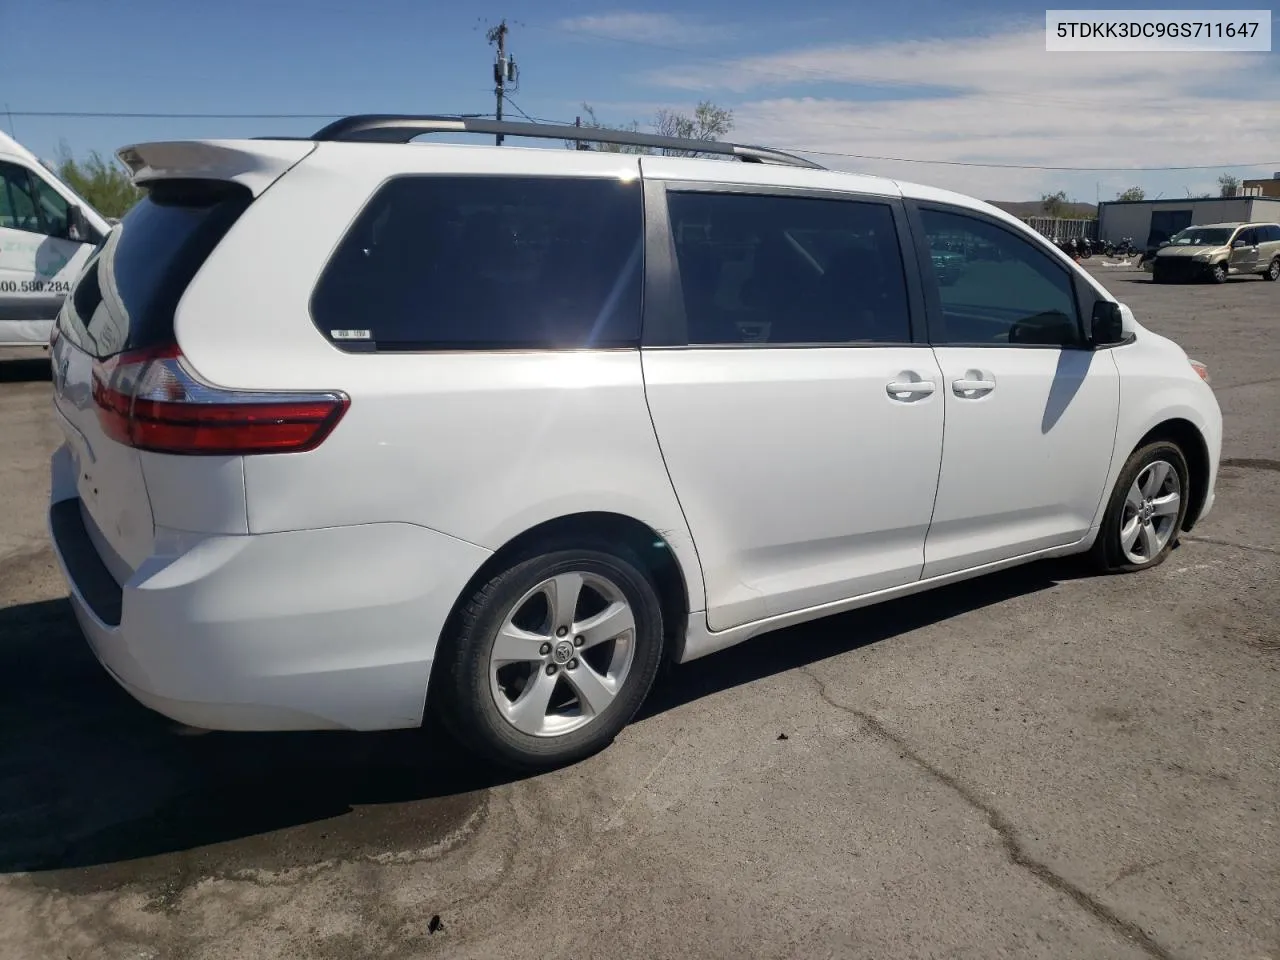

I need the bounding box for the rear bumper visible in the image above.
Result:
[49,468,491,732]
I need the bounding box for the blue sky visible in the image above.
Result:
[3,0,1277,201]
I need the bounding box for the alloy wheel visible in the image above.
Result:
[488,571,637,737]
[1119,460,1181,565]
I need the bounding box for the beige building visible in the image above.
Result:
[1243,174,1280,198]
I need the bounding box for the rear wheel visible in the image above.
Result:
[431,545,664,771]
[1091,441,1188,573]
[1264,258,1279,281]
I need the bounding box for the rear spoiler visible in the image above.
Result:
[116,139,317,197]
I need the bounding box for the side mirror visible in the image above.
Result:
[66,204,91,243]
[1232,238,1247,248]
[1090,300,1126,346]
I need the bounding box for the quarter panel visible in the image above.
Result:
[239,349,705,612]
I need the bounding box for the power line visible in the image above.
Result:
[529,22,1115,112]
[502,96,538,124]
[11,107,1273,172]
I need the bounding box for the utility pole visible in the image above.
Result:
[487,20,517,145]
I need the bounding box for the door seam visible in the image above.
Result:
[638,348,709,618]
[920,345,948,579]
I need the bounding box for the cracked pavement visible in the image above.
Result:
[0,266,1277,959]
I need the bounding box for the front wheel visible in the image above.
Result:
[431,545,665,771]
[1210,261,1228,284]
[1264,258,1279,282]
[1090,441,1189,573]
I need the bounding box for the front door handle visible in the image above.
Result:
[953,377,996,398]
[886,380,935,400]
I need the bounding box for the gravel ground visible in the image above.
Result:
[0,264,1275,960]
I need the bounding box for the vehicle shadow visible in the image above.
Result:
[0,557,1086,879]
[0,356,51,383]
[641,558,1082,721]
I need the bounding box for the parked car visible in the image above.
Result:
[0,131,110,348]
[929,248,965,285]
[48,116,1222,770]
[1152,222,1280,284]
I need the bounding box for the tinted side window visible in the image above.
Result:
[57,179,252,359]
[1263,225,1280,242]
[666,192,911,345]
[0,162,40,233]
[311,176,643,351]
[920,208,1082,347]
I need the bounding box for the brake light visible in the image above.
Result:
[91,344,348,455]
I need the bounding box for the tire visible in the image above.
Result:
[1264,258,1279,282]
[1090,441,1189,574]
[431,543,665,771]
[1210,261,1228,284]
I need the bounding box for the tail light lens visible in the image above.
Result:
[91,344,349,455]
[1188,358,1210,384]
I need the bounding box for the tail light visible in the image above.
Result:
[1188,358,1210,384]
[91,344,348,455]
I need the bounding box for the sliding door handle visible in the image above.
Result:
[953,378,996,397]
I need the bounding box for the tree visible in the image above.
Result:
[570,101,734,156]
[54,142,141,219]
[1116,186,1145,201]
[652,101,734,156]
[566,103,646,153]
[1217,173,1240,198]
[1040,190,1068,217]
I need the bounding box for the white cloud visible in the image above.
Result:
[555,12,719,46]
[643,29,1280,198]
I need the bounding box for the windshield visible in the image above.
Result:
[1168,227,1234,247]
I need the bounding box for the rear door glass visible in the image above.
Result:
[57,180,251,359]
[666,191,911,345]
[310,176,643,351]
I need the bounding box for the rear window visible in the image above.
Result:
[310,176,643,351]
[57,180,251,359]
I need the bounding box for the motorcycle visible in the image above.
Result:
[1111,237,1136,258]
[1076,237,1094,259]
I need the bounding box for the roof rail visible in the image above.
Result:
[310,114,825,170]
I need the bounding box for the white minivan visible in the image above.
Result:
[0,131,110,347]
[48,117,1222,771]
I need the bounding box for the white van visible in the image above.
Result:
[0,130,110,347]
[48,116,1221,770]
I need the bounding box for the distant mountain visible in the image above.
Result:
[987,200,1098,219]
